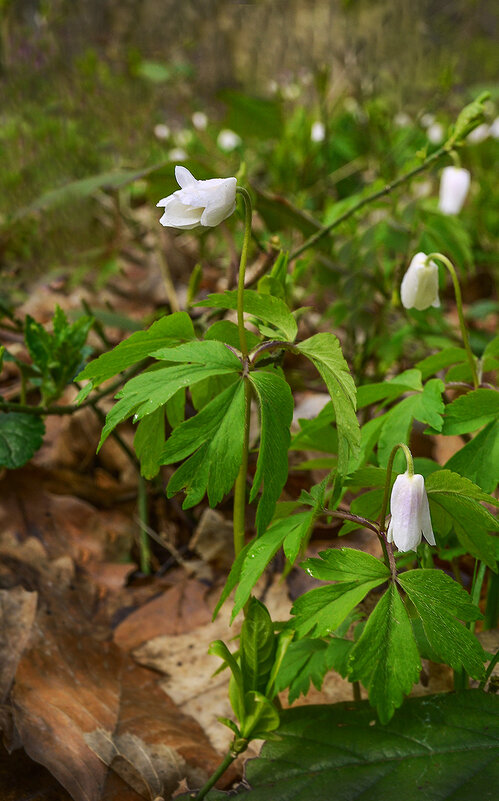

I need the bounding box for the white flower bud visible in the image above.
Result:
[153,123,170,140]
[157,166,237,230]
[217,129,242,152]
[438,166,471,215]
[311,121,326,142]
[400,252,440,311]
[387,472,435,552]
[427,122,444,144]
[489,117,499,139]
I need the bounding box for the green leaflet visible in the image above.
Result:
[134,406,165,479]
[240,598,277,696]
[302,548,390,584]
[399,570,486,680]
[426,470,499,569]
[376,378,445,467]
[441,389,499,435]
[356,369,422,408]
[249,370,294,536]
[296,333,360,475]
[445,420,499,493]
[0,413,45,469]
[204,320,261,351]
[164,380,246,508]
[195,289,297,342]
[150,338,242,368]
[275,638,353,704]
[349,583,421,724]
[415,346,467,380]
[291,580,386,639]
[98,362,240,448]
[76,312,195,400]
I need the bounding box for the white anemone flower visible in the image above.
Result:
[438,166,471,215]
[311,121,326,142]
[427,122,444,144]
[387,472,436,552]
[217,129,242,152]
[400,252,440,311]
[157,166,237,229]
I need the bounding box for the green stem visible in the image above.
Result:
[137,474,151,575]
[194,748,239,800]
[233,376,251,557]
[470,560,486,635]
[427,252,479,390]
[479,647,499,691]
[235,187,253,358]
[289,145,450,262]
[484,570,499,630]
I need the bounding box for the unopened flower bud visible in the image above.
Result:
[438,166,471,215]
[387,472,435,552]
[400,252,440,311]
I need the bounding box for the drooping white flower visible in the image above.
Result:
[400,252,440,311]
[387,472,436,552]
[420,112,435,128]
[192,111,208,131]
[157,166,237,229]
[311,121,326,142]
[217,129,242,152]
[438,166,471,215]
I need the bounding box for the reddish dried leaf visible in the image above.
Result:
[0,587,37,701]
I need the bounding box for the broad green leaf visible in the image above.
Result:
[302,548,390,583]
[151,338,242,368]
[349,584,421,723]
[399,570,486,679]
[240,599,276,695]
[275,638,353,704]
[441,389,499,435]
[483,335,499,360]
[282,510,315,565]
[425,469,498,504]
[134,407,165,479]
[296,333,360,474]
[196,289,297,342]
[76,312,195,398]
[165,388,185,429]
[0,413,45,469]
[415,346,467,380]
[165,380,246,508]
[249,371,294,536]
[98,362,239,447]
[291,580,386,639]
[228,692,499,801]
[445,420,499,493]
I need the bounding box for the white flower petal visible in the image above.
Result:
[387,472,434,553]
[175,165,197,189]
[158,197,203,229]
[438,167,471,215]
[420,491,436,546]
[400,253,440,311]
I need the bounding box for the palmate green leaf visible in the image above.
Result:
[0,413,45,469]
[445,420,499,493]
[441,389,499,435]
[296,333,360,475]
[291,580,386,639]
[151,338,242,368]
[249,371,294,536]
[240,599,276,696]
[98,362,240,448]
[76,312,195,400]
[133,406,165,479]
[196,289,297,342]
[349,583,421,724]
[275,638,353,704]
[212,692,499,801]
[164,380,246,508]
[426,470,499,569]
[399,570,486,680]
[302,548,389,584]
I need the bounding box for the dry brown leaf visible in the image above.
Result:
[0,587,37,702]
